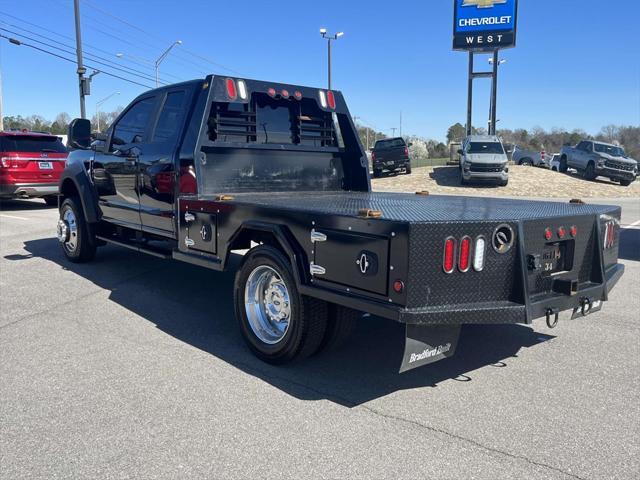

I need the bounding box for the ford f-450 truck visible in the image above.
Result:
[58,76,625,372]
[560,140,637,186]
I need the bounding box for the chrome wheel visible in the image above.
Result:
[59,207,78,254]
[244,265,291,344]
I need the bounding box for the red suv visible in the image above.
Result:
[0,131,68,205]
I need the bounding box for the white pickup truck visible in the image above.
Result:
[559,140,637,186]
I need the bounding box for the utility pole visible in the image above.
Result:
[489,50,499,135]
[0,60,4,131]
[319,29,343,90]
[73,0,87,119]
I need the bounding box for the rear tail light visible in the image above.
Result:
[318,90,327,108]
[404,146,409,157]
[473,236,486,272]
[237,79,248,100]
[326,90,336,109]
[371,152,376,161]
[0,156,29,168]
[225,78,237,99]
[443,237,456,274]
[603,220,616,249]
[541,151,546,161]
[458,236,471,272]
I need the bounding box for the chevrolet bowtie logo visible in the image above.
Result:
[462,0,507,8]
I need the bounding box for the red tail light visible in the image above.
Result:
[557,226,566,239]
[225,78,237,99]
[544,227,553,241]
[281,89,290,99]
[404,146,409,157]
[458,236,471,272]
[0,156,30,169]
[294,91,302,100]
[371,152,376,161]
[267,87,277,98]
[326,90,336,109]
[443,237,456,274]
[541,151,546,161]
[570,225,578,237]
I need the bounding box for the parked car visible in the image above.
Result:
[459,135,509,186]
[0,130,68,205]
[57,75,625,373]
[550,154,561,171]
[512,146,548,168]
[371,137,411,177]
[560,140,637,186]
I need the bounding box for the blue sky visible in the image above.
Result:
[1,0,639,141]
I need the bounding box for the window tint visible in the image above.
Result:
[577,141,590,152]
[112,97,155,146]
[256,96,293,144]
[0,135,67,153]
[467,142,505,154]
[594,143,624,157]
[374,138,405,150]
[153,91,186,143]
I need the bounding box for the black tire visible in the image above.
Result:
[559,156,568,173]
[373,169,382,178]
[43,196,58,207]
[234,245,327,364]
[619,179,632,187]
[584,162,596,181]
[460,170,468,185]
[406,165,412,175]
[498,179,508,187]
[519,158,533,166]
[58,197,96,263]
[320,304,359,351]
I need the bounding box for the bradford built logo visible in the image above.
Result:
[409,343,452,364]
[454,0,517,51]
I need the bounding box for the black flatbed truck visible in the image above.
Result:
[58,75,625,372]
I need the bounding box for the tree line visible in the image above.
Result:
[3,108,124,136]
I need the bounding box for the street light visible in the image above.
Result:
[154,40,182,87]
[487,54,506,135]
[319,28,344,90]
[488,57,507,65]
[95,91,120,132]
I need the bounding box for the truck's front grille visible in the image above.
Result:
[470,164,503,173]
[605,160,635,172]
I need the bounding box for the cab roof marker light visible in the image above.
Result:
[473,236,486,272]
[294,91,302,100]
[237,79,248,100]
[267,87,277,98]
[318,90,327,108]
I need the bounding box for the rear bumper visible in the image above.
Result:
[0,182,59,198]
[374,160,410,172]
[302,263,624,326]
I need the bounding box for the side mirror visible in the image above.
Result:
[67,118,92,150]
[457,149,464,155]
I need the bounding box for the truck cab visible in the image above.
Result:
[459,135,509,186]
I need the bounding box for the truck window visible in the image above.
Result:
[467,142,504,154]
[374,138,405,149]
[594,143,624,157]
[0,135,67,153]
[577,141,590,152]
[111,96,156,146]
[152,91,186,143]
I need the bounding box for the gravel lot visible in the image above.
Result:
[1,198,639,479]
[373,165,640,198]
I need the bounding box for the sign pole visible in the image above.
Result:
[490,49,499,135]
[466,52,474,136]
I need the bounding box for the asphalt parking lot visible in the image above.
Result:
[1,197,639,479]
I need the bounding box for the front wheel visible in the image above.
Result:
[405,165,412,175]
[234,245,327,364]
[584,162,596,181]
[57,197,96,263]
[498,179,509,187]
[559,156,568,173]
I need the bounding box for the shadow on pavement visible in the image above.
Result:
[429,166,502,189]
[16,237,555,407]
[0,199,52,211]
[619,228,640,261]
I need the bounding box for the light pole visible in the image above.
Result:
[488,55,506,135]
[95,91,120,132]
[154,40,182,87]
[319,28,343,90]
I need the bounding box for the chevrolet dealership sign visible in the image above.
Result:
[453,0,518,51]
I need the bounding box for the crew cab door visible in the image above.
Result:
[93,95,158,228]
[138,88,190,237]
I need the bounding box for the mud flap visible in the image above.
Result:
[399,324,461,373]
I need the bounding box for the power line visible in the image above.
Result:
[0,11,185,82]
[0,33,154,89]
[80,0,243,75]
[0,27,166,86]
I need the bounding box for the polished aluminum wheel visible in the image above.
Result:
[58,207,78,254]
[244,265,291,344]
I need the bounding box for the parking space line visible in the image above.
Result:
[0,214,29,220]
